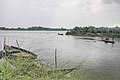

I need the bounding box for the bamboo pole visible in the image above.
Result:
[55,49,57,70]
[16,40,20,48]
[3,37,6,50]
[55,49,58,79]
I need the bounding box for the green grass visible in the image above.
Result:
[0,56,112,80]
[0,56,47,80]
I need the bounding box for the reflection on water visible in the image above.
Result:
[0,31,120,79]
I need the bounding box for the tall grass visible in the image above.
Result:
[0,56,48,80]
[0,56,110,80]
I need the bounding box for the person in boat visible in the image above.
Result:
[105,37,109,41]
[112,37,114,41]
[58,33,63,35]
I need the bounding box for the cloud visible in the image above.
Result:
[102,0,120,5]
[0,0,120,27]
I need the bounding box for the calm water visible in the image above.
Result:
[0,31,120,79]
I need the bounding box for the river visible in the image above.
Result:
[0,31,120,79]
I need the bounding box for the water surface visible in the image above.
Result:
[0,31,120,79]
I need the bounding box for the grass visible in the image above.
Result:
[0,56,116,80]
[0,56,47,80]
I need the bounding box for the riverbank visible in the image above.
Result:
[65,26,120,38]
[0,56,110,80]
[0,46,109,80]
[66,31,120,38]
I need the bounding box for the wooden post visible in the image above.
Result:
[3,37,6,53]
[3,37,6,50]
[16,40,20,48]
[3,37,7,57]
[55,49,58,79]
[55,49,57,70]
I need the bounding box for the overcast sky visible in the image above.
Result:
[0,0,120,28]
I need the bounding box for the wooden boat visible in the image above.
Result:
[3,44,37,59]
[101,37,115,44]
[58,33,63,35]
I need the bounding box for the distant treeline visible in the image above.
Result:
[0,26,67,31]
[66,26,120,38]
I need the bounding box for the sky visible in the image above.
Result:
[0,0,120,28]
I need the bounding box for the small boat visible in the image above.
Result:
[101,37,115,44]
[58,33,63,35]
[3,44,37,59]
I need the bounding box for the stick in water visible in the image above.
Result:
[55,49,57,70]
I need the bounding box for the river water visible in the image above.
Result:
[0,31,120,79]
